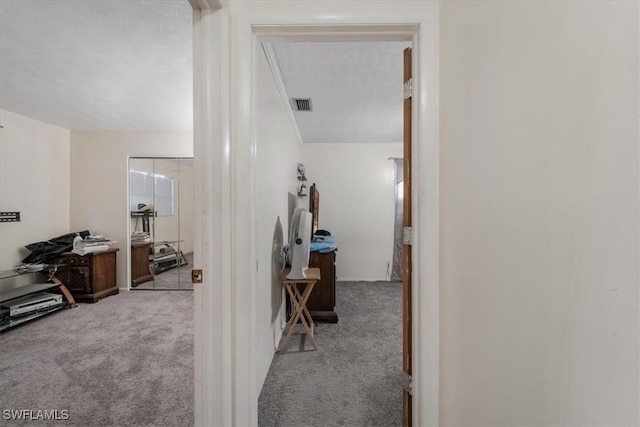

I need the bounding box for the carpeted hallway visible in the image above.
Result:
[259,280,403,427]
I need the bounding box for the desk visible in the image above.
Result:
[280,268,320,351]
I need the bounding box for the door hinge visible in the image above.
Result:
[404,78,413,100]
[403,371,413,395]
[191,269,203,284]
[403,226,413,245]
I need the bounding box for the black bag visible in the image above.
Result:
[22,230,91,264]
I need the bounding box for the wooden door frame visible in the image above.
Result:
[191,2,439,426]
[403,46,413,426]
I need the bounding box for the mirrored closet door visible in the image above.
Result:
[129,157,194,290]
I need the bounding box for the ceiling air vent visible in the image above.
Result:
[291,98,312,112]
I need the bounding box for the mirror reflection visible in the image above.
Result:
[129,157,194,290]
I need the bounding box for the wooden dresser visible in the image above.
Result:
[131,243,153,286]
[306,250,338,322]
[53,248,119,303]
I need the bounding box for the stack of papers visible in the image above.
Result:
[131,231,152,244]
[72,235,116,256]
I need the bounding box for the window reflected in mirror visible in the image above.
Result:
[129,157,194,290]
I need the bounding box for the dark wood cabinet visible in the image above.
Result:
[131,243,153,286]
[307,250,338,322]
[53,248,119,303]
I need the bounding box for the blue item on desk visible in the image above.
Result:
[310,235,336,253]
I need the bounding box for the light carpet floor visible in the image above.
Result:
[258,280,403,427]
[0,290,193,426]
[1,280,401,426]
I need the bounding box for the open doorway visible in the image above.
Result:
[254,40,409,425]
[191,5,438,426]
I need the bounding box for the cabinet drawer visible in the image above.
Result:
[67,257,89,265]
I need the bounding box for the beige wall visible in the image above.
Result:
[255,47,303,388]
[70,130,193,290]
[439,1,639,425]
[0,109,70,270]
[301,143,403,280]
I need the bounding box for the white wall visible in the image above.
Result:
[255,46,301,390]
[177,159,195,255]
[440,1,639,425]
[70,130,193,290]
[302,144,402,280]
[0,109,70,270]
[255,47,302,389]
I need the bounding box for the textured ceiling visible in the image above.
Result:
[0,1,407,141]
[271,41,411,144]
[0,0,193,130]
